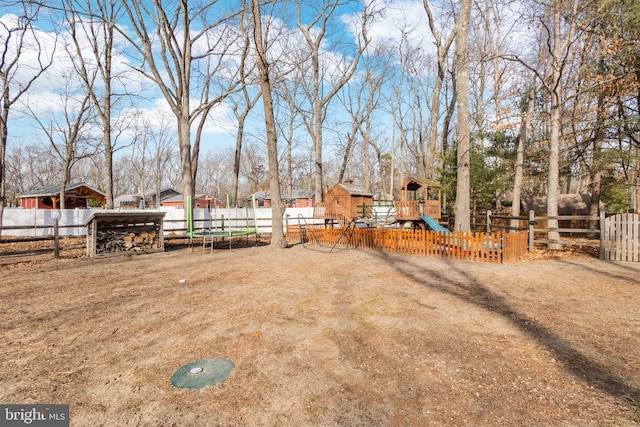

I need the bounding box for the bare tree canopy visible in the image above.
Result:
[1,0,638,236]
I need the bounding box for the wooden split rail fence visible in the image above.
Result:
[288,225,528,263]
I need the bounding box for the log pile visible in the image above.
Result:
[96,229,159,254]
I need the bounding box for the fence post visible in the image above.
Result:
[528,210,535,252]
[486,210,491,233]
[599,208,605,260]
[54,218,60,259]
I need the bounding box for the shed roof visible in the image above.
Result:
[333,183,374,197]
[84,211,166,227]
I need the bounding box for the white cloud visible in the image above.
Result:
[121,97,236,139]
[342,0,440,58]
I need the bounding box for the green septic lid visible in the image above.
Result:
[171,358,235,390]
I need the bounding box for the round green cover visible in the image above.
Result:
[171,358,235,390]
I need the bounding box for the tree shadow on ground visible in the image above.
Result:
[554,258,640,283]
[369,250,640,415]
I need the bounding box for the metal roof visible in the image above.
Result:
[84,211,166,227]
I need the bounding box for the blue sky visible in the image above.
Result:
[2,0,532,164]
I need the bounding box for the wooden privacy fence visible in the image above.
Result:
[288,225,528,263]
[601,213,640,262]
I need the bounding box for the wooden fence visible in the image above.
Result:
[288,225,528,263]
[601,213,640,262]
[475,210,603,251]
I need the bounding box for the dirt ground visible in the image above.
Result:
[0,238,639,426]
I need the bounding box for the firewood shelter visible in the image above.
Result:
[85,212,166,258]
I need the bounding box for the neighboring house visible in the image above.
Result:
[114,188,180,208]
[18,183,106,209]
[250,189,315,208]
[161,194,223,209]
[521,194,605,215]
[113,194,141,209]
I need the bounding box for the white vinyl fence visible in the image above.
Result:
[0,207,317,237]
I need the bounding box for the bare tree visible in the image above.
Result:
[198,147,234,199]
[0,2,55,228]
[274,86,305,203]
[22,76,99,208]
[422,0,457,179]
[337,49,388,191]
[510,82,537,231]
[499,0,582,246]
[230,8,261,207]
[120,0,241,218]
[295,0,373,202]
[535,0,581,248]
[152,117,177,207]
[250,0,287,248]
[8,143,61,191]
[385,28,417,194]
[64,0,136,208]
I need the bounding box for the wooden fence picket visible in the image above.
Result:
[602,213,640,262]
[289,225,528,263]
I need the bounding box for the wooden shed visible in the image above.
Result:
[314,183,374,226]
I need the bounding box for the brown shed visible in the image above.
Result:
[315,183,374,226]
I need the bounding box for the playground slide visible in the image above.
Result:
[420,216,450,233]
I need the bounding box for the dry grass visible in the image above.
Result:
[0,240,638,426]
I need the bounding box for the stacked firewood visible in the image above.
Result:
[96,229,159,254]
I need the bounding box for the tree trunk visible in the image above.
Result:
[546,4,565,250]
[178,117,194,221]
[231,114,244,207]
[313,84,324,203]
[547,87,561,249]
[588,86,606,237]
[510,85,535,231]
[251,0,287,249]
[453,0,472,232]
[0,104,8,234]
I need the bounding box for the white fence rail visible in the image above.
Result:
[0,207,317,237]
